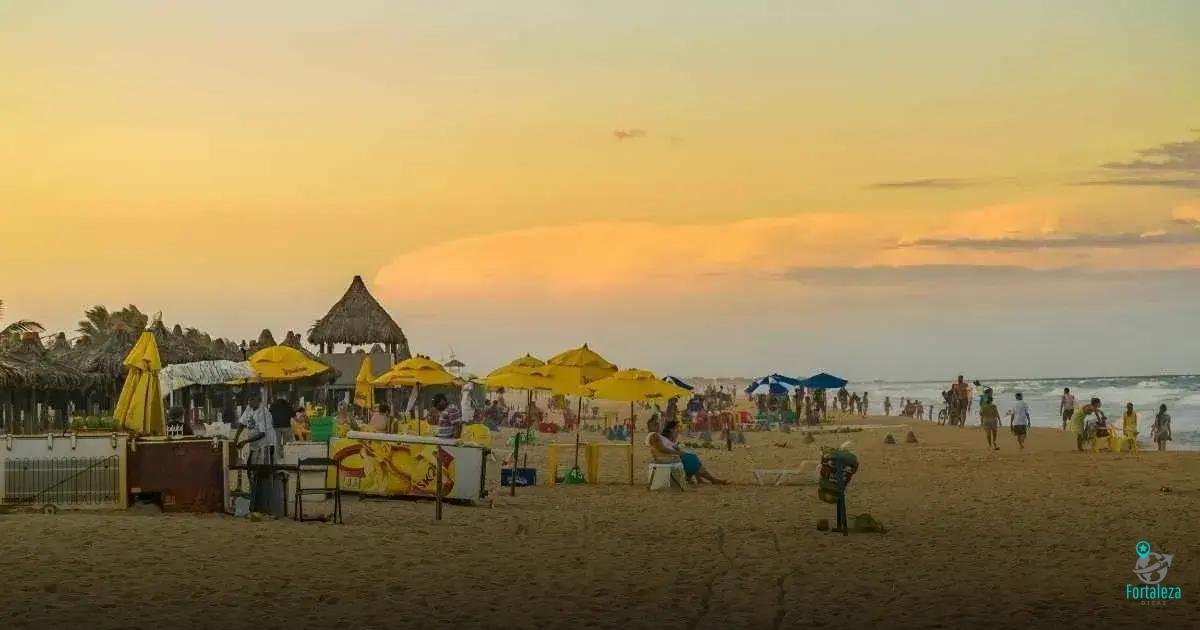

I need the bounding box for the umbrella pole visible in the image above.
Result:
[628,401,635,485]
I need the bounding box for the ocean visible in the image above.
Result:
[848,375,1200,450]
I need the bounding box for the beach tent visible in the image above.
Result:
[801,372,849,389]
[114,330,165,436]
[661,375,693,391]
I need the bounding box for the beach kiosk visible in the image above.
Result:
[328,431,488,503]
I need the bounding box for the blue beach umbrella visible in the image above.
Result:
[801,372,849,389]
[746,374,803,396]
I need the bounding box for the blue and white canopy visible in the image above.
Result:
[661,375,694,391]
[745,373,804,396]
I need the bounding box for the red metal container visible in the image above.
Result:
[127,438,230,513]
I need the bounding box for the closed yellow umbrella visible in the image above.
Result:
[246,345,330,381]
[353,354,375,410]
[114,330,165,436]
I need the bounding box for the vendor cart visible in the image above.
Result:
[329,431,488,503]
[127,436,232,513]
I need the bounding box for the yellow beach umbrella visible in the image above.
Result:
[246,345,330,382]
[586,368,691,403]
[114,330,165,436]
[372,356,460,435]
[353,354,375,410]
[546,343,617,384]
[372,356,459,387]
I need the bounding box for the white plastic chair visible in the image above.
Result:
[648,462,685,491]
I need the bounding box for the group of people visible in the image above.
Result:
[1059,388,1173,452]
[884,397,931,420]
[225,395,310,464]
[834,388,870,416]
[924,379,1177,452]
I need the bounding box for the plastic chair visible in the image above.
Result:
[648,462,686,491]
[294,457,343,524]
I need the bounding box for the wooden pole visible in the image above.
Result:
[434,445,444,521]
[628,401,635,485]
[510,432,520,497]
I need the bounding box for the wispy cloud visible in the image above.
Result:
[612,128,647,141]
[1075,133,1200,188]
[865,177,987,190]
[895,231,1200,251]
[1101,137,1200,172]
[1070,177,1200,189]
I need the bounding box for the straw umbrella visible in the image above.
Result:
[0,333,88,432]
[307,275,411,359]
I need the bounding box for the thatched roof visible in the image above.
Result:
[73,327,138,379]
[0,333,88,389]
[307,276,410,351]
[255,329,276,349]
[48,332,73,358]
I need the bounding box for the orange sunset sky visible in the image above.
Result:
[2,2,1198,379]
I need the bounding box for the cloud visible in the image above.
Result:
[1101,136,1200,172]
[1070,177,1200,189]
[612,128,647,141]
[782,264,1200,285]
[865,178,987,190]
[895,231,1200,251]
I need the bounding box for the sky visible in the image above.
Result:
[2,1,1199,380]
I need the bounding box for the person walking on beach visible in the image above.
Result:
[1008,392,1030,450]
[861,392,869,416]
[1060,388,1075,431]
[980,396,1001,450]
[883,396,892,416]
[1121,403,1140,453]
[1067,397,1104,452]
[950,376,969,427]
[1151,404,1172,451]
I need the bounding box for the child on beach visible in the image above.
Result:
[1008,392,1030,450]
[980,399,1001,450]
[1152,404,1172,451]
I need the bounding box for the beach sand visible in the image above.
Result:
[1,416,1197,629]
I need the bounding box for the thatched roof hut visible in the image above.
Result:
[307,276,411,357]
[250,329,277,353]
[0,333,88,390]
[48,332,73,358]
[74,326,139,381]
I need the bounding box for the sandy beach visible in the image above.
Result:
[1,416,1196,629]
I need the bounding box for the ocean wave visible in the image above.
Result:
[1136,380,1170,389]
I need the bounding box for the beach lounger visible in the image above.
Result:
[751,462,816,486]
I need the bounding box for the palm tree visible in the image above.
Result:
[77,304,150,343]
[0,299,44,337]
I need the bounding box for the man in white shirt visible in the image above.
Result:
[1060,388,1075,431]
[236,396,277,464]
[1009,392,1031,450]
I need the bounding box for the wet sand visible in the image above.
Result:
[1,415,1197,629]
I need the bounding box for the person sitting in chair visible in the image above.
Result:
[647,419,726,485]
